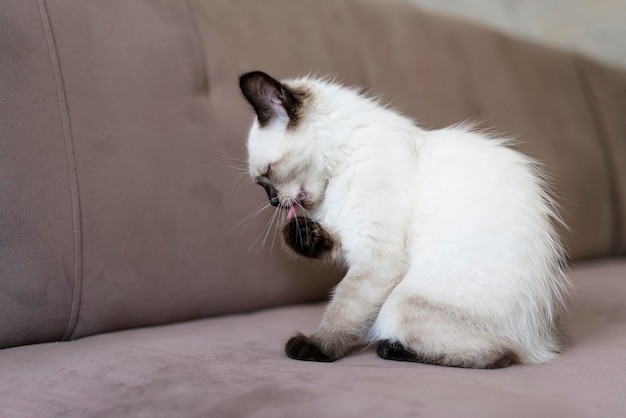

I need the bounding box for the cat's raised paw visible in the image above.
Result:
[283,216,334,258]
[285,333,335,362]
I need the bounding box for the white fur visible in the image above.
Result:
[246,75,568,365]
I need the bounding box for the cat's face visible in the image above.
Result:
[239,71,327,212]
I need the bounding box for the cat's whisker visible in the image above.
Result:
[293,211,307,252]
[230,200,272,234]
[208,157,249,166]
[269,206,286,254]
[228,165,249,173]
[250,205,281,257]
[227,171,251,202]
[225,158,250,200]
[233,220,268,250]
[295,202,315,245]
[202,157,249,173]
[247,216,270,255]
[295,201,313,219]
[259,207,280,254]
[227,163,248,170]
[228,171,249,181]
[230,201,274,249]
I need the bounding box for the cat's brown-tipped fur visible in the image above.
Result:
[283,216,334,258]
[377,340,520,369]
[239,71,311,129]
[285,333,336,362]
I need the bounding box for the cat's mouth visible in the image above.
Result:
[286,191,308,220]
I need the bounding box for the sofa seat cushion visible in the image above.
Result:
[0,260,624,417]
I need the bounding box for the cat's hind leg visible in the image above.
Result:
[371,293,521,369]
[376,339,519,369]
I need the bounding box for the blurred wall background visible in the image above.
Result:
[401,0,626,69]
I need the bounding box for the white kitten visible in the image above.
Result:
[239,71,568,368]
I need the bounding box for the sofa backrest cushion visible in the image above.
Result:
[573,58,626,254]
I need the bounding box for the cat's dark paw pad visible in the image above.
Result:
[283,216,334,258]
[285,333,335,362]
[376,340,419,362]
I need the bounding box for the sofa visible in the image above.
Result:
[1,0,625,416]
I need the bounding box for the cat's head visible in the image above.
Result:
[239,71,329,213]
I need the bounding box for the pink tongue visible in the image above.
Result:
[287,206,297,220]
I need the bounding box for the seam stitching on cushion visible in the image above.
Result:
[38,0,84,340]
[184,0,210,95]
[573,58,622,256]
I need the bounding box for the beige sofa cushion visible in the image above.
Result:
[0,260,624,417]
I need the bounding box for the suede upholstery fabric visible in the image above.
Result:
[40,0,348,341]
[1,0,626,415]
[0,0,78,348]
[0,261,624,417]
[574,58,626,255]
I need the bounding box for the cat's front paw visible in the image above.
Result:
[283,216,334,258]
[285,333,336,362]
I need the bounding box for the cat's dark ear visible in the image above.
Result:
[239,71,300,127]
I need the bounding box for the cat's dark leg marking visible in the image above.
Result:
[376,340,518,369]
[283,216,334,258]
[377,340,425,362]
[285,333,336,362]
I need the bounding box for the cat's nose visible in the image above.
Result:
[257,180,280,207]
